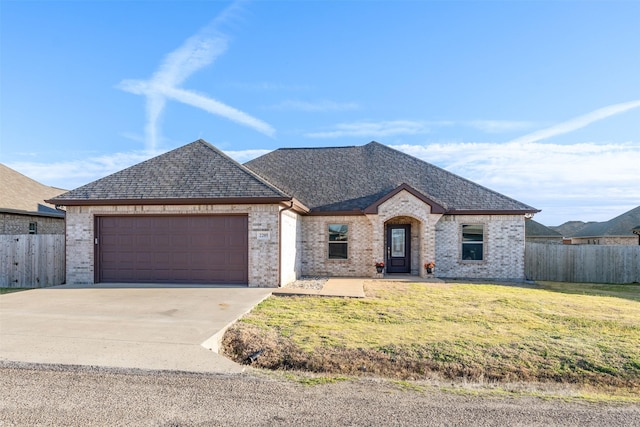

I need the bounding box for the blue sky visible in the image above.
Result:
[1,0,639,226]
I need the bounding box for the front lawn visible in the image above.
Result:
[223,281,640,393]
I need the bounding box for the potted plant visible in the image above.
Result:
[424,261,435,274]
[375,261,385,273]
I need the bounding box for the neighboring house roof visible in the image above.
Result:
[0,163,66,216]
[570,205,640,238]
[525,219,562,238]
[550,220,591,237]
[245,141,538,214]
[48,140,290,205]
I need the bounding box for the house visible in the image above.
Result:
[48,140,539,287]
[524,219,562,244]
[0,164,66,235]
[554,206,640,245]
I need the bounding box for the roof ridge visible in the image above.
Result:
[245,140,538,213]
[274,145,358,151]
[378,143,538,212]
[49,139,292,203]
[196,140,291,199]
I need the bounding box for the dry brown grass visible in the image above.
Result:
[222,280,640,392]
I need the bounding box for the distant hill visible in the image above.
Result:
[550,206,640,237]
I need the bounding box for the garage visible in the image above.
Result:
[96,215,248,284]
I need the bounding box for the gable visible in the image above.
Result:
[245,141,538,215]
[363,183,445,215]
[49,140,290,205]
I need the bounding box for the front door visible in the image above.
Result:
[386,224,411,273]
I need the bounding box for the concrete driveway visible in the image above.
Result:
[0,284,272,373]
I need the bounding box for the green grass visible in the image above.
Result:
[537,281,640,301]
[223,280,640,398]
[0,288,30,294]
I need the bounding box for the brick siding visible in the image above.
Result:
[65,204,281,287]
[570,236,637,245]
[435,214,526,280]
[1,213,65,235]
[301,215,373,277]
[299,192,526,281]
[64,194,528,286]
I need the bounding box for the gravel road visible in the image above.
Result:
[1,362,638,426]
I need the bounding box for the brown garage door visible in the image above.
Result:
[96,215,248,284]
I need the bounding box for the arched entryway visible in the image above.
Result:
[384,216,422,276]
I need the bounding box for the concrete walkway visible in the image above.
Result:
[273,275,444,298]
[0,284,271,374]
[273,277,366,298]
[1,277,439,373]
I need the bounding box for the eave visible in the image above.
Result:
[0,207,66,218]
[45,196,292,207]
[446,208,541,215]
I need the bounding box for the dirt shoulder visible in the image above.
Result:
[1,362,638,427]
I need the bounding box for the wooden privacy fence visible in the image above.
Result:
[0,235,65,288]
[525,242,640,284]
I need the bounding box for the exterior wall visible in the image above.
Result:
[526,236,563,244]
[301,215,372,277]
[570,236,637,245]
[65,203,281,287]
[373,190,442,277]
[0,212,65,235]
[280,208,302,286]
[300,191,443,279]
[435,214,526,280]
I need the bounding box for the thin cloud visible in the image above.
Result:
[9,140,638,227]
[508,100,640,144]
[117,1,274,151]
[224,148,272,163]
[5,147,270,190]
[164,87,275,136]
[467,120,535,133]
[228,81,313,91]
[306,119,533,138]
[305,120,430,138]
[393,141,640,225]
[7,151,160,190]
[269,99,359,112]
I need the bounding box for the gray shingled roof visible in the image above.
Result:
[245,141,538,213]
[525,219,563,237]
[49,140,290,204]
[571,206,640,237]
[1,163,66,213]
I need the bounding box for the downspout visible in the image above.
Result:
[278,200,295,287]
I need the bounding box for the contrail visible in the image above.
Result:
[117,1,274,151]
[508,100,640,145]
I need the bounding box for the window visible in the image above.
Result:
[328,224,348,259]
[462,224,483,260]
[28,222,37,235]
